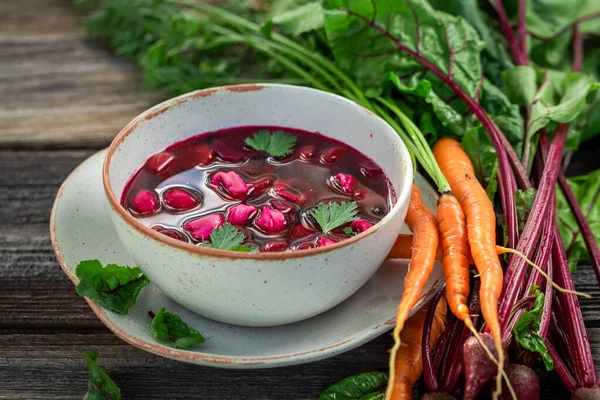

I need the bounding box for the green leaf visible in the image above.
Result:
[322,0,485,97]
[513,286,554,371]
[515,188,537,234]
[151,308,205,349]
[84,351,121,400]
[317,372,388,400]
[343,226,353,235]
[245,130,297,157]
[526,0,586,39]
[461,127,498,201]
[310,201,358,234]
[270,1,324,36]
[480,79,525,152]
[260,19,273,38]
[76,260,149,314]
[528,73,600,139]
[556,169,600,270]
[502,66,538,107]
[203,224,251,251]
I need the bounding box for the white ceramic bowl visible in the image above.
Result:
[103,84,413,327]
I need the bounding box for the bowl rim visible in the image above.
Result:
[102,83,414,260]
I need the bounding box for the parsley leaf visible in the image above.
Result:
[84,351,121,400]
[310,201,359,234]
[203,224,255,252]
[76,260,149,314]
[513,285,554,371]
[245,130,297,157]
[150,308,205,349]
[343,226,353,235]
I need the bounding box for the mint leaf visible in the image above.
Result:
[151,308,205,349]
[310,201,358,234]
[245,130,296,157]
[76,260,149,314]
[84,351,121,400]
[513,286,554,371]
[203,224,252,251]
[317,372,388,400]
[556,169,600,270]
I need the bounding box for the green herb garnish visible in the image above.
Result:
[203,224,256,252]
[317,371,388,400]
[310,201,358,234]
[245,130,296,157]
[513,285,554,371]
[343,227,353,235]
[150,308,205,349]
[84,351,121,400]
[76,260,149,314]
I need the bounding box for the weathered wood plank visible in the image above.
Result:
[0,0,166,149]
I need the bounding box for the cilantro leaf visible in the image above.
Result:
[84,351,121,400]
[317,371,388,400]
[310,201,358,234]
[151,308,205,349]
[76,260,149,314]
[245,130,296,157]
[513,285,554,371]
[343,226,353,235]
[203,224,254,252]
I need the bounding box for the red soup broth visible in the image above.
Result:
[121,126,396,252]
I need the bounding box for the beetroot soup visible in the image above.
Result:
[121,127,396,252]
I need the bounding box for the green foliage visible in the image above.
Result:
[317,372,388,400]
[84,351,121,400]
[245,130,297,157]
[151,308,205,349]
[310,201,358,234]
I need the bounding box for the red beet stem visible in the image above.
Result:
[547,340,578,392]
[423,286,445,392]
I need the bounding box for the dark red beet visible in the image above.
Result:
[316,236,337,247]
[571,388,600,400]
[273,184,304,203]
[255,206,287,233]
[178,144,214,169]
[163,188,199,210]
[421,393,457,400]
[130,190,159,215]
[360,161,382,177]
[260,241,289,252]
[211,171,253,200]
[463,333,503,400]
[350,219,373,233]
[297,145,315,160]
[227,204,257,225]
[145,152,175,175]
[288,225,316,240]
[183,214,225,241]
[270,200,294,214]
[501,364,539,400]
[249,176,275,198]
[152,226,187,242]
[212,137,251,162]
[320,147,345,164]
[296,242,315,250]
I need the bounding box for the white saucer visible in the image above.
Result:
[50,149,443,369]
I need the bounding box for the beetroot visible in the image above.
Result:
[320,147,345,163]
[251,176,275,196]
[212,137,251,162]
[288,224,316,240]
[255,206,287,233]
[130,190,159,215]
[334,173,357,195]
[260,241,289,252]
[297,145,315,160]
[145,152,175,175]
[183,214,225,241]
[227,204,257,225]
[270,200,294,214]
[163,188,199,210]
[211,171,253,200]
[296,242,315,250]
[178,144,214,169]
[316,236,337,247]
[462,333,503,400]
[571,388,600,400]
[152,226,187,242]
[350,219,373,233]
[360,162,383,177]
[273,184,304,203]
[501,364,539,400]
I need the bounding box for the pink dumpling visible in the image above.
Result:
[184,214,225,241]
[255,206,287,233]
[211,171,254,200]
[228,204,258,225]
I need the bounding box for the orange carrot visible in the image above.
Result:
[433,137,505,399]
[386,184,439,399]
[389,297,447,399]
[437,193,473,329]
[387,234,443,261]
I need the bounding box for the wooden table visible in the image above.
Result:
[2,1,600,398]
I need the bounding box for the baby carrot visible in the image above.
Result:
[433,137,505,399]
[386,184,439,399]
[388,297,447,399]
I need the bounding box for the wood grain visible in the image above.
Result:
[0,0,166,149]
